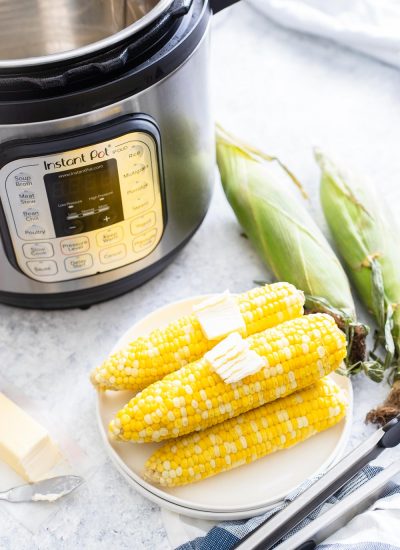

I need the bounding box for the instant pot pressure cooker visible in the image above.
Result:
[0,0,239,309]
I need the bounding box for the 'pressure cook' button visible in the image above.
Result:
[27,260,58,277]
[96,226,124,247]
[99,244,127,264]
[61,236,90,255]
[65,254,93,272]
[133,228,158,253]
[23,242,54,259]
[130,211,156,235]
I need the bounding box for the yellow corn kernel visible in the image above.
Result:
[144,377,348,487]
[110,313,346,442]
[91,282,304,391]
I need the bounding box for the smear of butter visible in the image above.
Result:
[193,291,245,340]
[205,332,266,383]
[32,490,68,502]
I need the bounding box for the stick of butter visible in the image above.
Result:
[0,393,60,482]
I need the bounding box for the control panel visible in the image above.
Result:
[0,125,164,283]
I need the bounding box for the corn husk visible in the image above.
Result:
[316,150,400,423]
[216,127,369,375]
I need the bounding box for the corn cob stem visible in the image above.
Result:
[144,377,348,487]
[110,313,346,443]
[91,282,304,392]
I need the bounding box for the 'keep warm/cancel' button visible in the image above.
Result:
[99,243,127,265]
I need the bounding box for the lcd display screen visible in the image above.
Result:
[44,159,123,237]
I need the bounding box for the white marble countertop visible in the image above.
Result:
[1,2,400,549]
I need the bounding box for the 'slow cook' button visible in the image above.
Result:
[65,254,93,272]
[130,211,156,236]
[96,226,124,247]
[61,236,90,255]
[133,228,158,253]
[27,260,58,277]
[23,242,54,259]
[99,244,127,265]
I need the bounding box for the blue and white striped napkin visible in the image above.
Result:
[175,465,400,550]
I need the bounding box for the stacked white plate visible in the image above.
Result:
[96,296,353,520]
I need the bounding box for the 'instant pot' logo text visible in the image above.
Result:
[43,146,109,170]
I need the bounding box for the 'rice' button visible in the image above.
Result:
[99,244,127,264]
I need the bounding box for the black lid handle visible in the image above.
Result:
[210,0,241,14]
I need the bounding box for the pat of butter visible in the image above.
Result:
[205,333,265,384]
[193,291,246,340]
[0,393,60,482]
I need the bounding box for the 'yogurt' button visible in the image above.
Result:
[96,226,124,247]
[133,228,158,253]
[23,242,54,259]
[27,260,58,277]
[99,244,127,264]
[130,211,156,235]
[64,254,93,272]
[61,236,90,255]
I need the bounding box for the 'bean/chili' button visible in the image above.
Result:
[99,244,127,265]
[65,254,93,272]
[133,228,158,253]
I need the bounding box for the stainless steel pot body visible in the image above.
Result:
[0,21,214,305]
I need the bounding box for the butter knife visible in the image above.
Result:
[0,475,83,503]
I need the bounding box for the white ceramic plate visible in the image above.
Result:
[96,296,353,518]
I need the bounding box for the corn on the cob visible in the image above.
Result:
[144,377,348,487]
[110,313,346,443]
[91,282,304,392]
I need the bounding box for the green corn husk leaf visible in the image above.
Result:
[316,150,400,359]
[216,126,355,318]
[215,126,372,375]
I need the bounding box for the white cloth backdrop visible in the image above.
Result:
[247,0,400,68]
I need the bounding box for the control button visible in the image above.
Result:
[96,226,124,247]
[24,224,47,239]
[97,210,118,227]
[64,219,84,235]
[130,211,156,235]
[14,172,33,188]
[99,244,127,265]
[27,260,58,277]
[65,254,93,272]
[23,242,54,259]
[22,207,40,223]
[19,190,36,205]
[128,145,144,159]
[123,164,147,179]
[133,228,158,253]
[60,236,90,255]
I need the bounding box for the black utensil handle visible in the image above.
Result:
[209,0,241,14]
[380,415,400,448]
